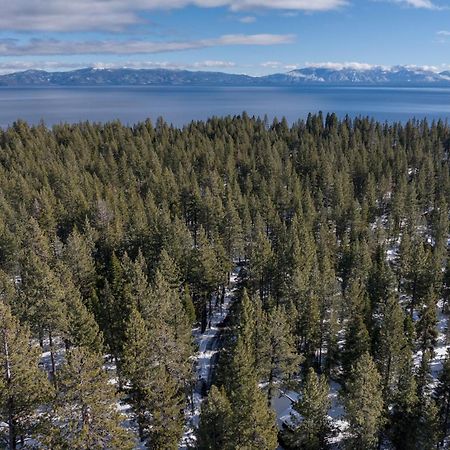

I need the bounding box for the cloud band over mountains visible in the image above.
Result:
[0,34,296,57]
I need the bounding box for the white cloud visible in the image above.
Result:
[239,16,257,23]
[0,61,82,74]
[192,60,236,68]
[436,30,450,44]
[304,62,450,72]
[260,61,283,68]
[223,0,347,11]
[403,64,441,72]
[1,0,347,32]
[94,60,237,69]
[389,0,440,9]
[0,34,295,56]
[260,61,300,71]
[305,61,382,71]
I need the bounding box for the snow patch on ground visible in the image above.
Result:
[271,379,348,448]
[413,299,449,383]
[179,268,238,449]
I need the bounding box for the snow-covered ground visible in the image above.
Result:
[271,380,348,449]
[431,300,449,378]
[328,380,349,447]
[387,237,450,382]
[413,298,449,383]
[271,388,300,428]
[179,268,238,449]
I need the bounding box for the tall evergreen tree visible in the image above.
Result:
[264,306,302,400]
[197,385,233,450]
[121,308,153,441]
[148,271,193,390]
[63,226,97,301]
[122,308,186,447]
[416,288,438,354]
[288,368,331,450]
[44,348,135,450]
[227,336,278,449]
[343,352,384,449]
[0,302,53,449]
[375,294,407,405]
[436,351,450,446]
[146,364,185,450]
[17,252,67,382]
[390,350,419,450]
[414,350,440,450]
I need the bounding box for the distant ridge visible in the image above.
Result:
[2,66,450,87]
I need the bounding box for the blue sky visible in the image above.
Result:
[0,0,450,75]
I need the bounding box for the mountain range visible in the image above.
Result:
[1,66,450,87]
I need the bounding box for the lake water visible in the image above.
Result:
[1,85,450,127]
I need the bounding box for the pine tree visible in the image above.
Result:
[45,347,135,450]
[416,396,440,450]
[443,258,450,311]
[248,227,273,302]
[99,251,133,361]
[302,293,321,367]
[367,245,396,328]
[288,368,331,450]
[181,284,196,325]
[157,248,182,291]
[375,294,407,405]
[342,311,370,382]
[17,252,67,382]
[390,349,419,450]
[121,249,152,318]
[316,229,339,371]
[148,271,193,389]
[55,261,103,354]
[324,303,340,378]
[403,238,433,317]
[122,309,185,447]
[265,306,302,400]
[63,226,97,300]
[19,217,51,263]
[228,337,278,449]
[221,193,244,263]
[436,351,450,446]
[120,308,152,440]
[221,289,278,449]
[146,364,185,450]
[0,302,53,449]
[414,350,440,450]
[66,288,104,354]
[416,288,438,354]
[252,294,271,382]
[197,385,233,450]
[189,227,220,332]
[343,352,384,449]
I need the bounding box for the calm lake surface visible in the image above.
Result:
[1,85,450,127]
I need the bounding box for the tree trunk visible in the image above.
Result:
[267,369,274,407]
[8,412,16,450]
[49,330,57,387]
[3,330,16,450]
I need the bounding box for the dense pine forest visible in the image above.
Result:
[0,113,449,449]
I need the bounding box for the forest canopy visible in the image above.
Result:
[0,113,449,449]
